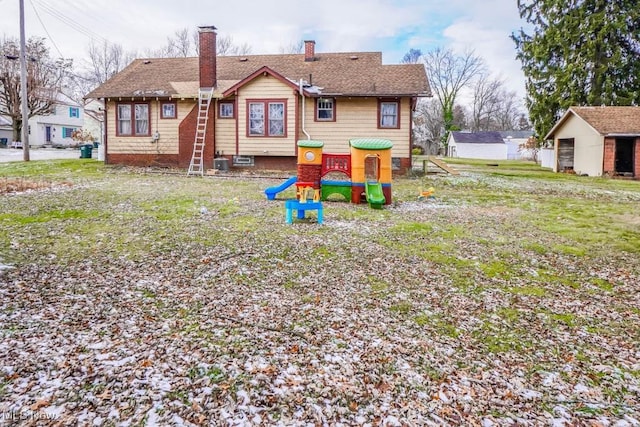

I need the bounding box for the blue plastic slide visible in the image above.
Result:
[264,176,297,200]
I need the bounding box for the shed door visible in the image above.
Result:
[557,138,575,172]
[615,138,634,175]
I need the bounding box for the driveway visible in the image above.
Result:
[0,147,95,163]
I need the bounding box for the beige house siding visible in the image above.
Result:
[553,114,604,176]
[106,99,194,155]
[301,97,411,158]
[234,76,297,156]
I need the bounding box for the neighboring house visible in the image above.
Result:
[498,130,534,160]
[27,92,85,148]
[84,26,431,173]
[82,99,105,145]
[0,116,11,147]
[447,131,507,160]
[545,106,640,177]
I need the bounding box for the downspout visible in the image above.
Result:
[300,79,311,140]
[103,101,108,164]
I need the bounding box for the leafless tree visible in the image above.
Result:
[470,74,502,131]
[85,40,134,86]
[0,36,71,141]
[234,42,252,56]
[216,35,235,56]
[468,73,527,131]
[423,47,485,150]
[70,40,135,104]
[166,28,193,57]
[413,99,444,155]
[214,34,252,56]
[280,41,304,54]
[401,48,423,64]
[493,90,523,130]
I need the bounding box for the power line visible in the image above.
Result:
[31,0,109,45]
[28,0,65,58]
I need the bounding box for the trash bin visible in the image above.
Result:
[92,141,99,148]
[79,144,93,159]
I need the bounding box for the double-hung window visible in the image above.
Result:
[247,100,286,137]
[219,102,234,119]
[117,102,150,136]
[69,107,80,118]
[161,102,176,119]
[379,100,400,129]
[316,98,335,121]
[62,127,74,138]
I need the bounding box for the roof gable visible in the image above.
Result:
[222,66,300,97]
[450,131,505,144]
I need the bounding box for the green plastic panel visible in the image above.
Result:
[349,138,393,150]
[297,140,324,148]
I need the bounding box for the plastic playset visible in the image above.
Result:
[265,138,394,223]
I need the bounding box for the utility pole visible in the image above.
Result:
[19,0,30,161]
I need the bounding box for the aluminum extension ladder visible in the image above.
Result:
[187,89,214,176]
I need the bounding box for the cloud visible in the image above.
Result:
[0,0,527,98]
[441,0,526,98]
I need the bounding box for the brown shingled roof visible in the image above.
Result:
[570,106,640,135]
[85,51,430,99]
[546,106,640,139]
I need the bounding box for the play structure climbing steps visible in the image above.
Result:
[187,89,214,176]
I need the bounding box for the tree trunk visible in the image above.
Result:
[12,120,21,142]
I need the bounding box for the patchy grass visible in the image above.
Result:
[1,158,639,424]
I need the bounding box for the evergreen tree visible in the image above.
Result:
[512,0,640,139]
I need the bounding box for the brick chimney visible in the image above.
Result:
[304,40,315,62]
[198,26,217,89]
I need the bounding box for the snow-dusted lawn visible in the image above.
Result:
[1,162,639,425]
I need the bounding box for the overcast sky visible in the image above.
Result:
[1,0,527,98]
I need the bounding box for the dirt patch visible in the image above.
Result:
[612,213,640,227]
[0,178,71,195]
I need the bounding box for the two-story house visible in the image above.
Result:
[28,92,85,148]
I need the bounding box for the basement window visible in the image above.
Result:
[233,155,254,166]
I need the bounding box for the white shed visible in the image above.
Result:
[447,131,507,160]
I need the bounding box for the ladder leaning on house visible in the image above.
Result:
[187,89,214,176]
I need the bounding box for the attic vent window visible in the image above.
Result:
[350,55,358,60]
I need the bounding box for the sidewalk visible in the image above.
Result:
[0,147,89,163]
